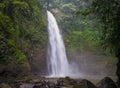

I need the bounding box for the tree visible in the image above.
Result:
[91,0,120,84]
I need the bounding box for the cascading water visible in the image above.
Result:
[47,10,70,77]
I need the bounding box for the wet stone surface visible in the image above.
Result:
[19,77,97,88]
[2,76,118,88]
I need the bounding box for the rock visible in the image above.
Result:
[33,80,50,88]
[56,80,64,87]
[82,79,97,88]
[30,79,41,83]
[73,79,97,88]
[0,61,31,83]
[30,49,47,75]
[20,84,34,88]
[33,84,41,88]
[65,76,77,85]
[97,77,117,88]
[57,77,77,86]
[73,84,85,88]
[0,83,11,88]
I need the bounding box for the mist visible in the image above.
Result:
[68,50,117,81]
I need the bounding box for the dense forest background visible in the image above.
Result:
[0,0,119,84]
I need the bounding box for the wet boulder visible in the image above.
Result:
[73,79,97,88]
[97,77,117,88]
[83,79,97,88]
[0,83,12,88]
[33,84,41,88]
[64,76,77,85]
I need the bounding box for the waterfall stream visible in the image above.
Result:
[47,10,70,77]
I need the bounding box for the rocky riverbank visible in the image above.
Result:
[0,57,118,88]
[0,75,118,88]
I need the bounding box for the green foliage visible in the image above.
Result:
[76,9,93,16]
[91,0,120,54]
[61,3,76,12]
[0,0,47,63]
[12,49,26,64]
[65,27,100,52]
[0,38,7,60]
[0,3,5,10]
[13,1,29,8]
[50,0,101,52]
[0,12,14,37]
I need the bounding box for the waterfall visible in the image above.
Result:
[47,10,70,77]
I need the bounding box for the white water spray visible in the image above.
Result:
[47,10,70,77]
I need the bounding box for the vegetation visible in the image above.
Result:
[91,0,120,84]
[0,0,47,63]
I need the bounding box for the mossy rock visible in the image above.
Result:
[97,77,117,88]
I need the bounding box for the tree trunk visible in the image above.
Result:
[116,52,120,86]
